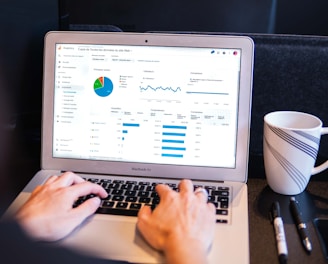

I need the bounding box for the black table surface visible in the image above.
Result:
[248,154,328,264]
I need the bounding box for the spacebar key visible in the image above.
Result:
[97,207,139,216]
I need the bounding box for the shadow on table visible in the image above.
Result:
[256,185,328,224]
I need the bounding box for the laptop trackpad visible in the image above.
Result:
[60,214,164,263]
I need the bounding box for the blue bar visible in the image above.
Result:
[162,146,186,151]
[162,132,186,137]
[162,153,184,158]
[163,125,187,129]
[122,130,128,134]
[162,139,184,144]
[123,123,140,127]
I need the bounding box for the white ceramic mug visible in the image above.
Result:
[263,111,328,195]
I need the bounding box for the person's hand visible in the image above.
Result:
[137,179,216,264]
[15,171,107,241]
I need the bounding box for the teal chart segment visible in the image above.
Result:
[94,76,113,97]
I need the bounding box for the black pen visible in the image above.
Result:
[290,197,312,253]
[271,201,288,264]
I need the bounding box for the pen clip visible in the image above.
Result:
[290,197,303,224]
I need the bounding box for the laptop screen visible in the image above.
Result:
[42,32,253,182]
[53,43,241,169]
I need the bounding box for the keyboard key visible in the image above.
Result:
[138,191,149,197]
[125,196,137,202]
[213,190,229,196]
[216,209,228,215]
[125,190,136,196]
[139,181,150,186]
[133,185,145,191]
[97,207,139,216]
[126,181,137,185]
[113,180,124,184]
[108,183,121,189]
[102,201,115,208]
[112,189,124,195]
[139,197,151,203]
[130,203,142,210]
[116,202,128,209]
[112,195,124,201]
[121,184,132,190]
[152,197,160,205]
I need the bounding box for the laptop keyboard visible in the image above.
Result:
[74,177,231,224]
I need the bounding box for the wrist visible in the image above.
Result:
[15,210,45,241]
[163,234,208,264]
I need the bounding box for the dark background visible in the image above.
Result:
[1,0,328,206]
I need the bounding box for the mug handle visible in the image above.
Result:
[312,127,328,175]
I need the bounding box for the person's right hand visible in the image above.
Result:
[15,171,107,241]
[137,179,216,264]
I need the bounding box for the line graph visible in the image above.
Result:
[140,85,181,93]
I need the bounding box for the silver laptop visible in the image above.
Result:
[6,31,254,263]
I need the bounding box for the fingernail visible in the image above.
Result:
[92,196,101,206]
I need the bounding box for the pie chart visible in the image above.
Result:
[94,76,113,97]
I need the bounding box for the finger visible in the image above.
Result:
[32,185,42,192]
[71,196,102,220]
[155,184,172,198]
[194,187,209,202]
[207,202,216,214]
[30,185,42,197]
[137,205,162,250]
[137,205,152,240]
[55,171,85,188]
[178,179,194,194]
[69,181,108,199]
[44,175,59,185]
[137,204,152,224]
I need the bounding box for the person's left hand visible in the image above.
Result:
[15,171,107,241]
